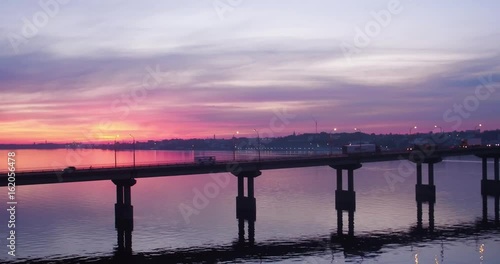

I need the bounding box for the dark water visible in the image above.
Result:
[0,149,499,263]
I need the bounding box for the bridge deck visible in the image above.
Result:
[2,147,499,186]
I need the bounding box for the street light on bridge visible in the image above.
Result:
[329,128,337,155]
[253,129,261,162]
[129,134,135,169]
[354,128,362,148]
[313,118,318,134]
[232,131,239,161]
[434,125,443,133]
[114,135,119,167]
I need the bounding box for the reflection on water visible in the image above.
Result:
[416,200,435,232]
[0,150,499,263]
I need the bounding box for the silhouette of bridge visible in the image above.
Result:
[3,147,500,186]
[2,146,499,261]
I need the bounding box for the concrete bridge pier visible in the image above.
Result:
[413,156,442,203]
[494,195,499,224]
[477,154,500,223]
[497,196,500,225]
[477,155,500,197]
[330,163,361,236]
[112,178,136,253]
[232,170,261,243]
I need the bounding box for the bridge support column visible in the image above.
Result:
[232,170,261,244]
[476,154,500,224]
[331,164,361,211]
[496,196,500,224]
[482,157,488,180]
[112,178,136,254]
[410,155,440,231]
[410,154,442,203]
[415,165,437,203]
[416,163,422,185]
[234,171,260,221]
[330,163,361,236]
[477,154,500,197]
[413,156,441,203]
[495,157,499,181]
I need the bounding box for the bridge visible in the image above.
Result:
[3,147,500,186]
[2,146,500,259]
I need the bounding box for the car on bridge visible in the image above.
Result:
[194,156,216,165]
[62,166,76,173]
[407,143,439,152]
[342,144,381,154]
[460,138,482,148]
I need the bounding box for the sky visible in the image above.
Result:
[1,0,499,143]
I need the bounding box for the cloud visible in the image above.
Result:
[1,1,500,142]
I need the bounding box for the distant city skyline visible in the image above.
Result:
[1,128,496,146]
[1,1,499,144]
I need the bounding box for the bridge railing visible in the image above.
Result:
[5,146,499,174]
[0,150,424,174]
[3,153,348,174]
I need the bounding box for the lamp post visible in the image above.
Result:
[354,128,362,148]
[129,134,135,169]
[329,128,337,155]
[253,129,260,162]
[114,135,119,167]
[232,131,239,161]
[410,126,417,135]
[475,123,482,132]
[313,118,318,134]
[434,125,443,133]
